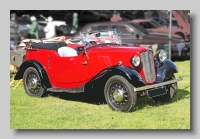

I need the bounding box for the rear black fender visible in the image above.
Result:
[155,59,178,82]
[14,60,52,89]
[85,65,146,92]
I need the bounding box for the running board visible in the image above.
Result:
[47,85,84,93]
[134,76,183,92]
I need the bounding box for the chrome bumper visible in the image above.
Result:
[134,76,183,92]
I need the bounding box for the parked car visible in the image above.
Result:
[146,17,179,28]
[146,10,169,21]
[64,21,188,57]
[78,10,112,22]
[132,18,189,40]
[120,10,146,20]
[14,30,182,112]
[143,10,190,42]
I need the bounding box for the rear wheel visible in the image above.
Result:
[23,67,47,97]
[104,75,137,112]
[152,75,178,102]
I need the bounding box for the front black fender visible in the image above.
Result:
[155,59,178,82]
[14,60,52,89]
[86,65,146,90]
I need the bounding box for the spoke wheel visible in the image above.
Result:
[23,67,46,97]
[104,75,137,112]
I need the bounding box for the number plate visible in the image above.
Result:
[147,86,167,98]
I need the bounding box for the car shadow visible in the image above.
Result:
[48,90,107,105]
[48,88,189,110]
[135,89,190,111]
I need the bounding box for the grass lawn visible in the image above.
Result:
[10,60,190,129]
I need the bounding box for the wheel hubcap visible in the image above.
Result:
[30,78,38,89]
[26,73,41,94]
[113,89,124,102]
[109,82,128,107]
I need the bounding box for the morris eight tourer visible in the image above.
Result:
[14,30,183,112]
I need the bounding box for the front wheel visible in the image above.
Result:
[23,67,47,97]
[104,75,137,112]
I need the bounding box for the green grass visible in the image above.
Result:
[10,60,190,129]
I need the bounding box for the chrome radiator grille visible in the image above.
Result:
[140,51,156,82]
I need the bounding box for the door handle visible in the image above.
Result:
[82,61,87,65]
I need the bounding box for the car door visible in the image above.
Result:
[111,24,142,46]
[49,51,93,84]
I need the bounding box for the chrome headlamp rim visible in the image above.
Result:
[131,55,140,67]
[158,50,167,62]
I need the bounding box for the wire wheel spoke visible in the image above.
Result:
[26,72,41,94]
[109,82,129,107]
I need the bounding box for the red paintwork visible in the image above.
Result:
[25,45,151,88]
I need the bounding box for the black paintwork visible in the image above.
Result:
[155,59,178,82]
[85,65,146,90]
[14,60,52,90]
[85,59,178,91]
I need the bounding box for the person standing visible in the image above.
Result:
[27,16,39,39]
[44,16,56,38]
[65,12,73,33]
[71,12,79,34]
[110,11,122,22]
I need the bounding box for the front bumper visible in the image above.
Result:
[134,76,183,92]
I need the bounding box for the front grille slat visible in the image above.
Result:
[140,51,155,83]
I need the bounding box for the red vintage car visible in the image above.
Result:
[14,30,183,112]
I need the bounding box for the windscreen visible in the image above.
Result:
[80,30,121,46]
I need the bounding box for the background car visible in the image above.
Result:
[132,18,190,41]
[64,21,187,57]
[143,10,190,42]
[146,17,179,28]
[78,10,112,22]
[146,10,169,21]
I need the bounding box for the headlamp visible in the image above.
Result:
[131,56,140,67]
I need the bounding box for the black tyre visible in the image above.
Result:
[23,67,46,97]
[104,75,137,112]
[152,75,178,102]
